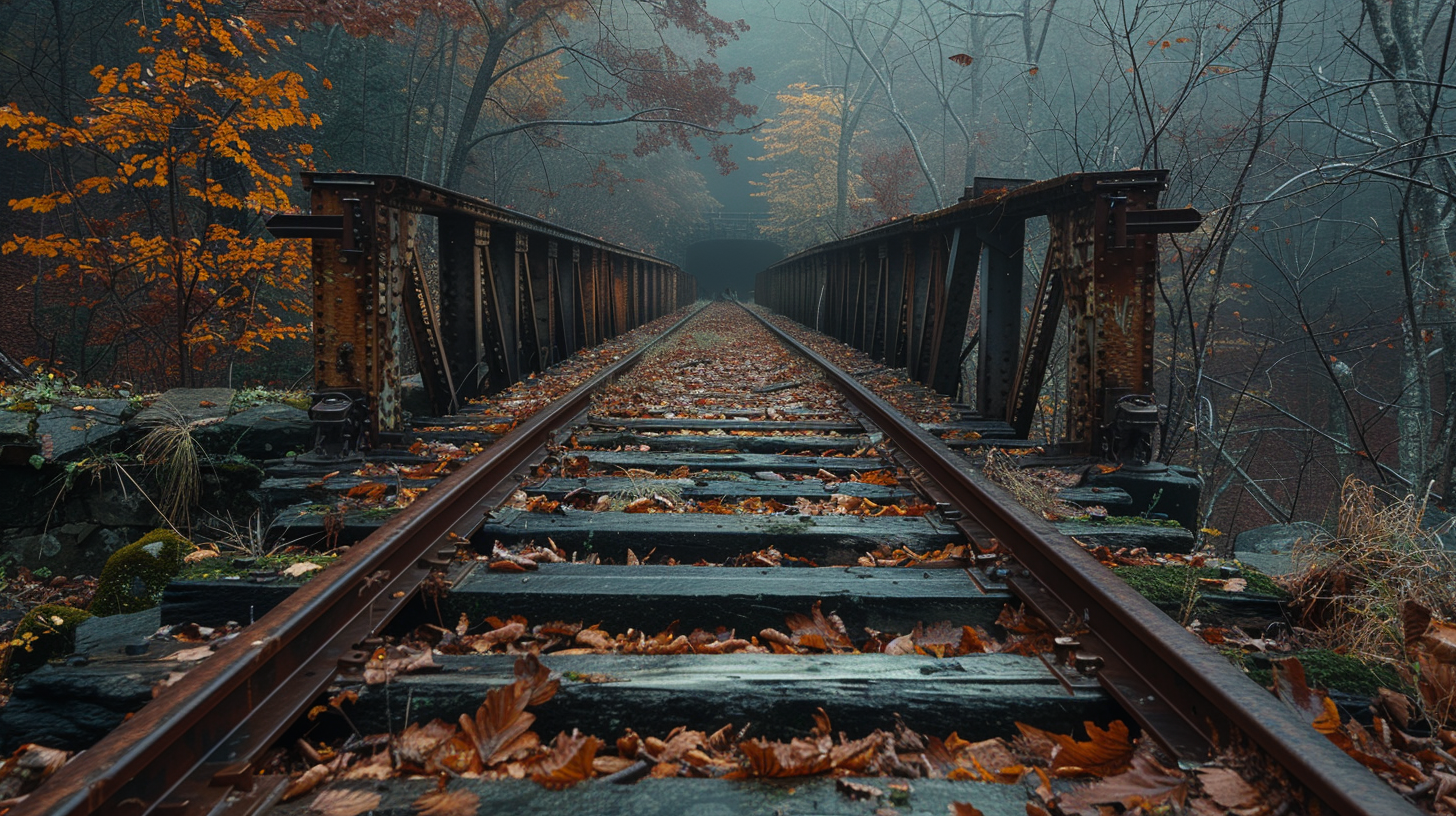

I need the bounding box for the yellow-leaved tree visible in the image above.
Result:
[751,84,866,249]
[0,0,318,387]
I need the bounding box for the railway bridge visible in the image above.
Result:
[5,170,1419,816]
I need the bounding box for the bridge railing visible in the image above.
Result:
[755,171,1198,453]
[269,173,695,439]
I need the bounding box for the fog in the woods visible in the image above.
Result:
[1,0,1452,530]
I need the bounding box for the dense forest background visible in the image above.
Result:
[0,0,1451,534]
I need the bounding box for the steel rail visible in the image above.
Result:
[743,303,1418,816]
[17,303,708,816]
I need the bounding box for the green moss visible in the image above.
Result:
[1078,515,1184,529]
[1112,564,1288,605]
[229,386,312,414]
[1243,650,1405,697]
[9,604,92,674]
[175,553,337,582]
[91,529,194,616]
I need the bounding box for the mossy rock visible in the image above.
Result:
[90,529,194,616]
[8,604,92,674]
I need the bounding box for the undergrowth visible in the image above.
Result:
[1287,477,1456,664]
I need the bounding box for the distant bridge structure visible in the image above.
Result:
[756,171,1200,458]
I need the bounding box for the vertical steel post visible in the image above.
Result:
[976,218,1026,417]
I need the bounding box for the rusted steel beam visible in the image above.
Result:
[756,170,1199,456]
[269,173,689,441]
[976,217,1026,420]
[926,227,980,395]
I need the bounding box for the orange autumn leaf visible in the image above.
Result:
[735,738,834,777]
[346,482,387,502]
[1016,721,1136,777]
[784,600,854,653]
[412,788,480,816]
[531,731,601,789]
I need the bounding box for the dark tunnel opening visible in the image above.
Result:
[684,238,785,301]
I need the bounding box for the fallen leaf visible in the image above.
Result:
[170,646,213,662]
[837,779,884,800]
[532,731,600,789]
[183,548,222,564]
[1197,766,1259,812]
[1016,721,1135,777]
[393,720,456,771]
[1057,753,1186,816]
[307,788,380,816]
[282,562,324,578]
[412,788,480,816]
[784,600,854,652]
[0,744,70,799]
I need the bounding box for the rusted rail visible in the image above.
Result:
[11,305,707,816]
[743,303,1416,816]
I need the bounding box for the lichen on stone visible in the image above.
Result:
[90,528,194,616]
[9,603,92,674]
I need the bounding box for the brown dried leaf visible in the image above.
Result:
[532,731,600,789]
[1271,659,1342,733]
[307,788,380,816]
[593,755,637,775]
[948,804,984,816]
[1420,653,1456,725]
[465,622,526,653]
[346,482,388,503]
[413,789,480,816]
[0,744,70,800]
[1197,767,1260,812]
[837,779,884,800]
[282,763,333,801]
[784,601,854,652]
[460,676,538,765]
[393,720,456,770]
[1056,753,1186,816]
[576,626,616,651]
[736,737,834,777]
[1015,721,1135,777]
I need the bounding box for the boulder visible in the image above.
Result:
[8,604,92,675]
[0,523,131,577]
[0,410,35,447]
[1232,521,1324,577]
[74,607,160,656]
[193,403,311,459]
[90,529,192,616]
[0,660,162,751]
[34,399,134,461]
[132,388,234,426]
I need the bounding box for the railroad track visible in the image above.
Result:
[13,302,1414,816]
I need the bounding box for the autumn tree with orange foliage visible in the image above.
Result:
[0,0,317,387]
[263,0,756,192]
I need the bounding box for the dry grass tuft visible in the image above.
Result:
[982,449,1083,521]
[137,407,204,528]
[1288,477,1456,663]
